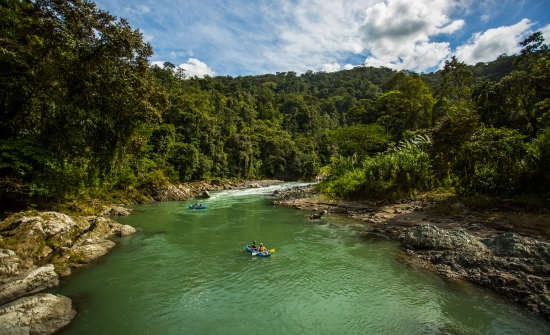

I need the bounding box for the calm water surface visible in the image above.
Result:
[57,184,550,334]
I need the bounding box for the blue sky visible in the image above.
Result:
[95,0,550,77]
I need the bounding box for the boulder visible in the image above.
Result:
[198,190,210,199]
[98,205,132,217]
[0,265,58,305]
[0,249,26,285]
[400,225,489,254]
[484,232,550,259]
[0,293,76,335]
[69,239,116,264]
[119,225,136,237]
[0,212,86,264]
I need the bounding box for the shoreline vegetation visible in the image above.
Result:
[2,0,550,333]
[273,185,550,321]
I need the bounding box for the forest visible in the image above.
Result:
[1,0,549,213]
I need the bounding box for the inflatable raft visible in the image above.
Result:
[189,204,207,209]
[245,244,271,257]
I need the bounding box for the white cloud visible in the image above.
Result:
[321,63,341,72]
[541,24,550,43]
[259,0,373,73]
[176,58,215,78]
[359,0,465,71]
[343,64,354,70]
[151,58,215,78]
[455,18,533,64]
[125,5,150,15]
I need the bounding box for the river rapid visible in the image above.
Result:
[57,183,549,334]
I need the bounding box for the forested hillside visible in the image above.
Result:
[1,0,549,213]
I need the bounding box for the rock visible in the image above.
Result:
[69,239,116,264]
[400,225,489,254]
[0,293,76,335]
[484,232,550,259]
[309,213,322,220]
[198,190,210,199]
[0,249,26,285]
[309,209,328,220]
[0,212,85,264]
[151,184,190,201]
[119,225,136,237]
[0,265,58,305]
[98,205,132,217]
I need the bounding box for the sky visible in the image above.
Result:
[95,0,550,77]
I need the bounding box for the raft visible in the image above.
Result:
[189,204,207,209]
[245,244,271,257]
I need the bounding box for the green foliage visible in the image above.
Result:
[328,124,389,157]
[320,135,433,199]
[431,106,480,181]
[452,127,528,195]
[527,128,550,193]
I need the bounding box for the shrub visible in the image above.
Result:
[319,135,434,199]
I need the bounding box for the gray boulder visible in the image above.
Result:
[119,224,137,237]
[0,265,58,305]
[198,190,210,199]
[0,293,76,335]
[400,224,489,253]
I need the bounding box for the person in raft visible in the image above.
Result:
[258,243,266,253]
[193,202,198,208]
[250,241,257,250]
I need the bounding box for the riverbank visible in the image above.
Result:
[0,179,282,334]
[273,185,550,321]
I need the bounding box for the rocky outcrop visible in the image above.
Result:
[0,249,27,285]
[0,265,58,305]
[399,225,550,319]
[400,225,489,253]
[0,211,137,334]
[0,293,76,335]
[309,209,328,220]
[98,205,132,217]
[119,224,136,237]
[198,190,210,199]
[273,185,317,202]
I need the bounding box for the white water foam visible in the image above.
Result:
[207,182,314,201]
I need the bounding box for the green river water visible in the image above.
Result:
[57,184,549,334]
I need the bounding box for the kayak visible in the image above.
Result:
[245,244,271,257]
[189,205,207,209]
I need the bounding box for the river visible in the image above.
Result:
[57,183,549,334]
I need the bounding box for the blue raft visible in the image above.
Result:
[189,204,207,209]
[245,244,271,257]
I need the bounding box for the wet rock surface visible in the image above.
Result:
[0,210,136,334]
[398,225,550,319]
[273,185,550,321]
